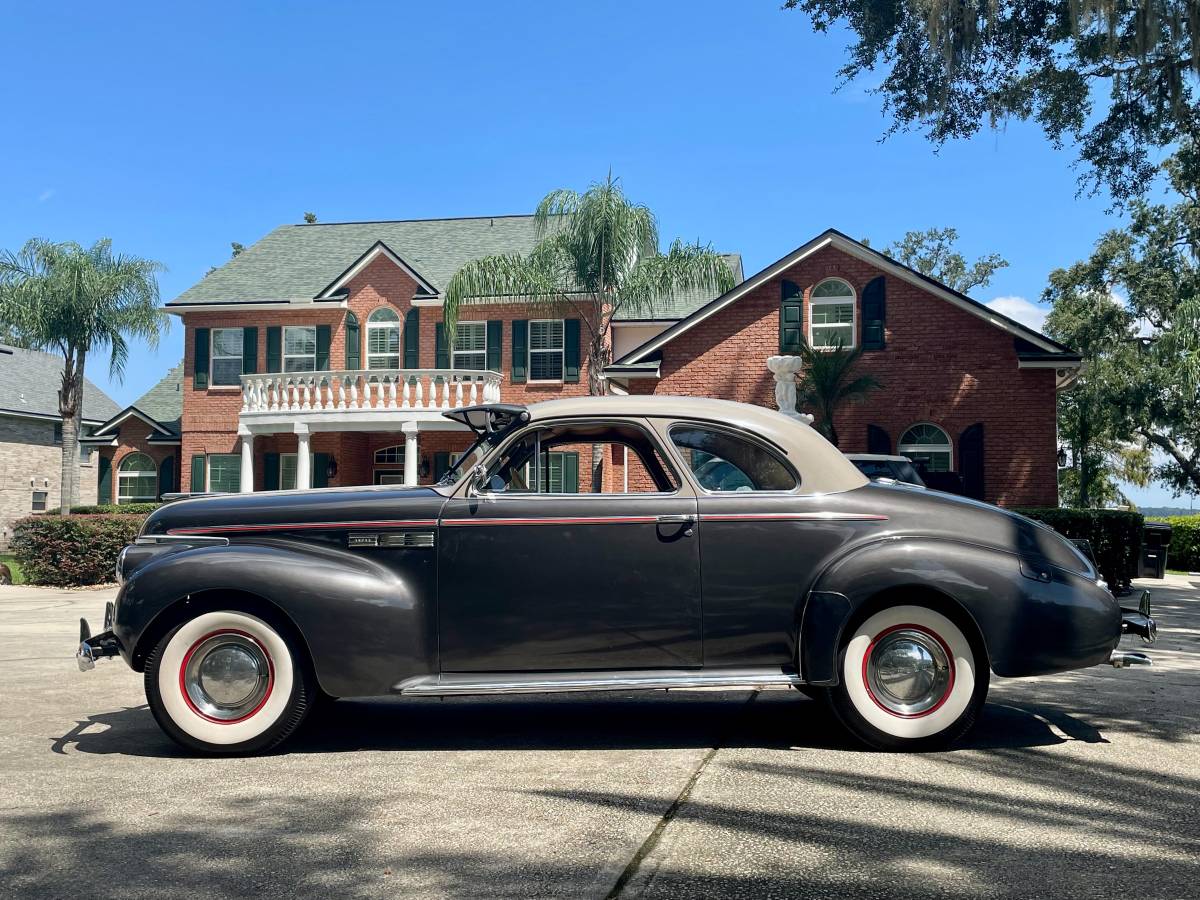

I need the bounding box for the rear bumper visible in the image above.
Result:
[1107,590,1156,669]
[76,602,122,672]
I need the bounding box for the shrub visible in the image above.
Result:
[1164,515,1200,572]
[10,515,143,587]
[69,502,160,515]
[1013,507,1144,589]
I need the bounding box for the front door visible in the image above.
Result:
[437,418,701,672]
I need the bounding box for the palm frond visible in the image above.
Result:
[442,251,572,343]
[619,240,734,319]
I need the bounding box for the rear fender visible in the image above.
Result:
[115,539,436,698]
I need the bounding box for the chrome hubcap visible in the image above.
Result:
[866,628,952,716]
[183,634,270,720]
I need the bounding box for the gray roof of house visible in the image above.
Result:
[131,362,183,434]
[171,216,742,322]
[0,344,121,423]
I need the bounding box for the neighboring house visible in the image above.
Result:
[97,217,1078,508]
[0,344,121,548]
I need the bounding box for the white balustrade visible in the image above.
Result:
[241,369,504,417]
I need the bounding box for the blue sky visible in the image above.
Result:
[1,2,1185,505]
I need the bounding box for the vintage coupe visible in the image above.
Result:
[77,397,1155,754]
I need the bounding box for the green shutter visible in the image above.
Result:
[266,327,282,373]
[97,454,112,504]
[316,325,332,370]
[404,309,420,368]
[563,452,579,493]
[190,454,206,493]
[435,323,450,369]
[511,320,528,383]
[564,319,581,383]
[345,313,361,370]
[780,280,803,354]
[242,327,258,374]
[193,327,210,389]
[486,320,502,372]
[433,451,451,481]
[312,452,330,489]
[157,455,175,498]
[862,276,886,350]
[263,452,281,491]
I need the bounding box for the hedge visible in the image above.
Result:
[68,502,161,515]
[1163,515,1200,572]
[1013,507,1143,589]
[10,515,144,587]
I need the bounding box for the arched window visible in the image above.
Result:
[366,307,400,369]
[374,444,405,484]
[809,278,856,349]
[899,424,953,473]
[117,452,158,503]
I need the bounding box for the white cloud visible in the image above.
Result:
[37,188,55,203]
[985,296,1048,334]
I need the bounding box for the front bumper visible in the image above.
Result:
[76,602,121,672]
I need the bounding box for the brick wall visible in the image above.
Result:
[640,244,1059,507]
[0,414,99,549]
[97,418,179,502]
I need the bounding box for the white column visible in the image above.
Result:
[296,426,312,489]
[402,422,419,486]
[238,429,255,493]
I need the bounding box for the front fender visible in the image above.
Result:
[114,538,436,698]
[800,537,1120,684]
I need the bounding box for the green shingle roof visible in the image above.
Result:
[131,362,183,434]
[170,216,742,322]
[0,344,120,423]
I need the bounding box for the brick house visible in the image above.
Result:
[93,218,1078,507]
[0,344,120,548]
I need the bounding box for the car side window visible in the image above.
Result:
[485,421,680,494]
[670,425,797,492]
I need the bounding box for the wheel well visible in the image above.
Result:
[131,590,318,682]
[844,585,990,665]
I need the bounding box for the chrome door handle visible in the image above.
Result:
[656,514,696,524]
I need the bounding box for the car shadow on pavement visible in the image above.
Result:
[50,690,1089,758]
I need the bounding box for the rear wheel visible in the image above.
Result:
[144,610,309,754]
[825,604,988,751]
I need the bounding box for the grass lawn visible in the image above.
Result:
[1,554,24,585]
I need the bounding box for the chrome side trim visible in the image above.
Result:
[395,668,803,696]
[135,534,230,546]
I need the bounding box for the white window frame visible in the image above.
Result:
[117,452,158,503]
[206,453,242,493]
[366,308,401,370]
[528,318,565,383]
[283,326,317,373]
[211,327,245,385]
[898,423,954,472]
[453,321,488,371]
[374,445,405,465]
[808,278,857,350]
[280,453,298,490]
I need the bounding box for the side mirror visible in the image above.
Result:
[469,464,489,495]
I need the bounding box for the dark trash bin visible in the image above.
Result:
[1140,521,1172,579]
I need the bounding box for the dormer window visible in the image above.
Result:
[809,279,856,349]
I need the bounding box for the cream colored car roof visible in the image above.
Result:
[525,395,868,495]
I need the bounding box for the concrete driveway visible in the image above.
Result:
[1,577,1197,899]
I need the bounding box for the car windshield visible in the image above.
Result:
[436,433,494,485]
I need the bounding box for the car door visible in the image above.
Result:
[437,417,702,673]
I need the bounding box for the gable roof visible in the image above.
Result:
[86,362,184,441]
[169,216,742,317]
[614,229,1075,366]
[0,344,121,424]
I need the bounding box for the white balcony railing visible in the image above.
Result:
[240,368,503,416]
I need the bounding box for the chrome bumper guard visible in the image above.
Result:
[1109,590,1156,668]
[77,602,120,672]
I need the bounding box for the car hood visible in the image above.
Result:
[141,485,446,537]
[857,483,1097,577]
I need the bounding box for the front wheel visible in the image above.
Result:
[145,610,310,754]
[825,604,988,751]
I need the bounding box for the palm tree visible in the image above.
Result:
[0,239,167,513]
[795,337,880,447]
[443,172,734,396]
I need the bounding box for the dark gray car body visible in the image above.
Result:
[109,400,1120,699]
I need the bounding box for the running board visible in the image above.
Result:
[394,668,803,697]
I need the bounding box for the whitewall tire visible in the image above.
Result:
[826,604,988,750]
[145,610,309,754]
